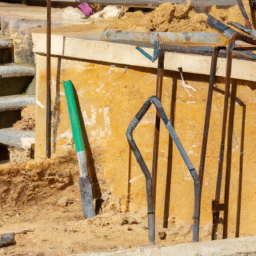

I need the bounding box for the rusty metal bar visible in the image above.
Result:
[250,0,256,29]
[235,101,246,238]
[46,0,51,158]
[163,78,177,228]
[236,0,252,28]
[223,82,237,239]
[199,47,218,186]
[161,44,256,61]
[212,34,237,240]
[197,47,219,235]
[151,49,164,222]
[126,96,200,244]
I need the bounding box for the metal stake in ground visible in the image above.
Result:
[151,48,164,221]
[46,0,51,158]
[198,47,219,238]
[63,80,95,219]
[212,33,237,240]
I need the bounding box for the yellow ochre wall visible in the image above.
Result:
[35,54,256,239]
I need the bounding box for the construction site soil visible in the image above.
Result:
[0,150,214,255]
[109,2,250,33]
[0,2,252,255]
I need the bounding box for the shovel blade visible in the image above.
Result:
[79,176,95,218]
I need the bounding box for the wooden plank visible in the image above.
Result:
[32,32,256,83]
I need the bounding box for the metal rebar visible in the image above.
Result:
[235,103,246,238]
[46,0,51,158]
[249,0,256,29]
[151,49,164,220]
[223,82,237,239]
[236,0,252,28]
[199,47,218,187]
[197,47,219,238]
[212,33,237,240]
[163,78,177,228]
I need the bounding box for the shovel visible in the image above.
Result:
[63,80,95,219]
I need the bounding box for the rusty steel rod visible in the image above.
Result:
[46,0,51,158]
[199,47,218,186]
[223,82,237,239]
[163,78,177,228]
[235,101,246,238]
[250,0,256,29]
[236,0,252,28]
[198,47,219,236]
[212,33,237,240]
[151,49,165,222]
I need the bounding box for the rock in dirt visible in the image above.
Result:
[158,231,167,240]
[0,233,15,248]
[57,196,73,207]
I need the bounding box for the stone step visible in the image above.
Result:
[0,63,35,78]
[0,38,12,48]
[0,95,35,112]
[0,128,35,149]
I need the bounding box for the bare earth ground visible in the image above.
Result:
[0,150,214,256]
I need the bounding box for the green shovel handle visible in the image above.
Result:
[63,80,85,152]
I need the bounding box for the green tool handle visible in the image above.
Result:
[63,80,85,152]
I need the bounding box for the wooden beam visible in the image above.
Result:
[32,32,256,83]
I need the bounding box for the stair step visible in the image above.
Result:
[0,63,35,78]
[0,95,35,112]
[0,128,35,149]
[0,38,12,48]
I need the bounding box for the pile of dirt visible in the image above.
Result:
[109,3,247,32]
[13,104,36,131]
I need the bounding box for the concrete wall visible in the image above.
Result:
[35,53,256,239]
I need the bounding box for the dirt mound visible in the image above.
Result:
[0,150,77,207]
[13,104,36,131]
[109,3,246,33]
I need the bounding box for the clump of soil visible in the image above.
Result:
[109,3,247,33]
[13,104,36,131]
[152,2,175,31]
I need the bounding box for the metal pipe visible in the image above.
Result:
[126,100,154,245]
[46,0,51,158]
[151,49,164,223]
[126,96,200,243]
[212,33,237,240]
